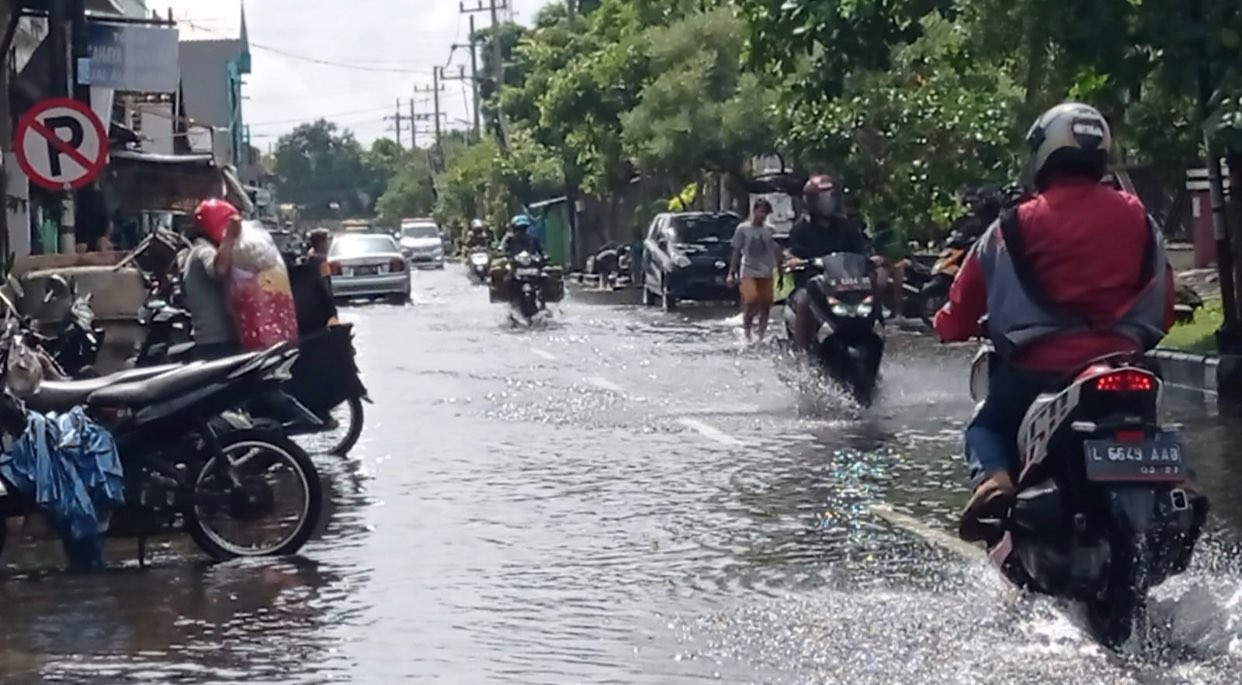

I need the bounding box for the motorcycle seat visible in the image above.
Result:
[26,365,181,413]
[167,342,197,362]
[87,353,258,408]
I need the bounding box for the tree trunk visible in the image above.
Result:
[1227,150,1242,319]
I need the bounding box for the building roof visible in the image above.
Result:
[164,0,248,43]
[173,1,250,128]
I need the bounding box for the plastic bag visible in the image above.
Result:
[228,222,299,351]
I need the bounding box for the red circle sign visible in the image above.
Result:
[14,97,109,192]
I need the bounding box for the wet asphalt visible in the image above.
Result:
[1,267,1242,684]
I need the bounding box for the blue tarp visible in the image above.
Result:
[0,407,124,572]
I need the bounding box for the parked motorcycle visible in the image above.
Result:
[918,226,978,326]
[783,253,885,406]
[25,273,107,379]
[466,249,491,284]
[968,342,1208,646]
[0,319,324,563]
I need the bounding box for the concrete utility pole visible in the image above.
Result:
[439,64,473,139]
[460,0,510,154]
[432,68,443,150]
[451,15,481,142]
[384,99,405,149]
[414,96,424,147]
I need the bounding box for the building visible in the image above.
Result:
[167,0,252,178]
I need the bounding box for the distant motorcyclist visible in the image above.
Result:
[464,219,490,251]
[933,102,1177,541]
[949,185,1003,242]
[501,214,544,261]
[785,174,877,353]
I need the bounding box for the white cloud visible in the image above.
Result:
[165,0,549,149]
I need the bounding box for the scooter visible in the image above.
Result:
[969,340,1208,647]
[918,226,977,326]
[466,249,491,284]
[510,250,549,322]
[783,253,885,406]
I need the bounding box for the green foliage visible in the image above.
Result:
[272,120,373,219]
[434,129,564,231]
[1162,297,1222,352]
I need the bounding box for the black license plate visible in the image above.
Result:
[354,266,379,276]
[1084,434,1185,482]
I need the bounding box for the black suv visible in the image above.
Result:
[641,212,740,310]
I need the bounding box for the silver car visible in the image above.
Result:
[328,233,411,304]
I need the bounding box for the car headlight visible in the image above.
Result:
[673,254,691,268]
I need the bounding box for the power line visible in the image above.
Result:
[249,105,394,127]
[182,20,430,73]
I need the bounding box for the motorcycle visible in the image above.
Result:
[0,317,324,564]
[507,251,550,322]
[969,341,1208,646]
[918,226,978,326]
[467,249,491,284]
[783,253,885,406]
[25,274,107,379]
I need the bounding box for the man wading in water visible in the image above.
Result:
[729,199,783,342]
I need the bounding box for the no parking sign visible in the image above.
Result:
[14,97,109,191]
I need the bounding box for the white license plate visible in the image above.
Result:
[1084,435,1185,482]
[353,266,379,276]
[515,268,541,277]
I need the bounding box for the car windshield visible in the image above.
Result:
[672,215,737,243]
[402,223,439,239]
[330,235,398,257]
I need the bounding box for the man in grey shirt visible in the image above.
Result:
[181,199,243,359]
[729,198,782,341]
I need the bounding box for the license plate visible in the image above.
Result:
[353,266,379,276]
[1084,434,1186,482]
[515,267,541,277]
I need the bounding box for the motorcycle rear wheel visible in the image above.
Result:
[1086,544,1146,648]
[185,430,323,561]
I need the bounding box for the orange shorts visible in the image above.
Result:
[739,277,774,306]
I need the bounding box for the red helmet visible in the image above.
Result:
[802,174,836,197]
[193,198,240,244]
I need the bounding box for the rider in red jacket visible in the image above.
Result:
[934,102,1176,541]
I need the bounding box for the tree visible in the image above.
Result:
[272,120,371,219]
[620,9,777,196]
[375,154,437,226]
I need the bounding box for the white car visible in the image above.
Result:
[328,233,411,304]
[399,219,446,269]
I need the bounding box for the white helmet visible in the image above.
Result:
[1025,102,1111,190]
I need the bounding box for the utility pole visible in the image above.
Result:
[413,79,445,160]
[440,64,473,140]
[432,68,443,151]
[566,0,576,28]
[452,15,481,141]
[414,96,424,147]
[460,0,510,154]
[384,99,408,149]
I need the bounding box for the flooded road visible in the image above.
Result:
[3,267,1242,684]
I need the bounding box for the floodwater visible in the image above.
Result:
[2,268,1242,684]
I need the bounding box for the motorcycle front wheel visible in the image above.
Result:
[185,430,323,561]
[293,396,365,456]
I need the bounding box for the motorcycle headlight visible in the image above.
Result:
[674,254,691,268]
[516,252,534,266]
[831,303,851,317]
[856,303,873,317]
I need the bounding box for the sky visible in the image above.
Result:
[162,0,548,150]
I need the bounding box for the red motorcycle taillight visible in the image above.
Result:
[1094,369,1155,392]
[389,257,407,272]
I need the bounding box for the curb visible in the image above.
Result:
[1147,348,1221,406]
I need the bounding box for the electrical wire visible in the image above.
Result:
[182,20,432,73]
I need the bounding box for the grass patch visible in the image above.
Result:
[1160,297,1222,353]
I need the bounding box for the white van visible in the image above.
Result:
[398,218,445,269]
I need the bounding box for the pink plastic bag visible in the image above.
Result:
[227,222,299,351]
